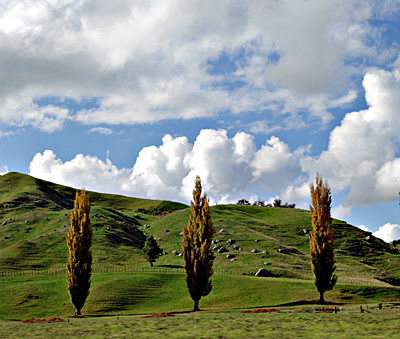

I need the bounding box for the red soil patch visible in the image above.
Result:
[22,317,64,323]
[315,307,335,312]
[141,313,175,318]
[242,308,279,313]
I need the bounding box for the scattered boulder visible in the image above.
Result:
[227,239,235,244]
[278,248,287,254]
[255,268,271,277]
[227,253,235,259]
[220,229,227,233]
[2,219,14,226]
[230,258,235,262]
[251,249,259,253]
[365,235,371,241]
[218,247,229,253]
[234,245,240,250]
[255,239,260,242]
[300,229,308,235]
[165,229,169,233]
[180,231,183,236]
[213,245,222,251]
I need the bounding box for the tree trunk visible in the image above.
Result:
[319,292,325,304]
[150,261,153,267]
[75,308,81,316]
[193,300,200,312]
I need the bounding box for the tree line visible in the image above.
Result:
[66,174,336,314]
[237,198,295,208]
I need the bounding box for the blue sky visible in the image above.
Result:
[1,0,400,241]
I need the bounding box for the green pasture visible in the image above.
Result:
[1,305,400,338]
[1,270,400,321]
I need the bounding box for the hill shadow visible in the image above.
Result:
[274,300,345,307]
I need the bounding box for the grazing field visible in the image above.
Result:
[2,172,400,337]
[1,271,400,321]
[1,306,400,338]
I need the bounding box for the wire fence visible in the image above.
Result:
[0,266,246,278]
[0,267,395,287]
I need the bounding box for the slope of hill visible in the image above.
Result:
[0,172,399,286]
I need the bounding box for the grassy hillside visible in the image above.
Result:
[1,172,399,282]
[1,172,400,320]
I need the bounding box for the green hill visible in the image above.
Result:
[1,172,400,319]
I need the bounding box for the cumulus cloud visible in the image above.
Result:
[0,165,8,175]
[358,223,400,243]
[0,0,396,131]
[29,150,132,194]
[358,225,370,232]
[29,129,305,203]
[372,223,400,243]
[299,67,400,206]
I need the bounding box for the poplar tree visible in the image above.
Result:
[182,176,215,311]
[309,174,337,303]
[143,234,163,267]
[66,190,92,316]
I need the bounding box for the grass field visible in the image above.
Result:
[2,270,400,321]
[1,306,400,338]
[2,172,400,337]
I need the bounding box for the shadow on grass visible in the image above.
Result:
[274,300,345,307]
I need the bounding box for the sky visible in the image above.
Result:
[1,0,400,241]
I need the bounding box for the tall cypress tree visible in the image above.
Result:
[66,190,92,316]
[182,176,215,311]
[309,174,337,303]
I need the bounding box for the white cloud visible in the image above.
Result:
[0,165,8,175]
[332,204,353,220]
[29,129,305,203]
[299,67,400,206]
[87,127,113,135]
[29,150,132,194]
[373,223,400,243]
[0,0,395,131]
[358,225,370,232]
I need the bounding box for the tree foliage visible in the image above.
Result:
[142,234,163,267]
[182,176,216,311]
[309,174,337,303]
[66,190,92,316]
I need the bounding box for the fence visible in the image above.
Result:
[0,268,395,287]
[0,266,243,278]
